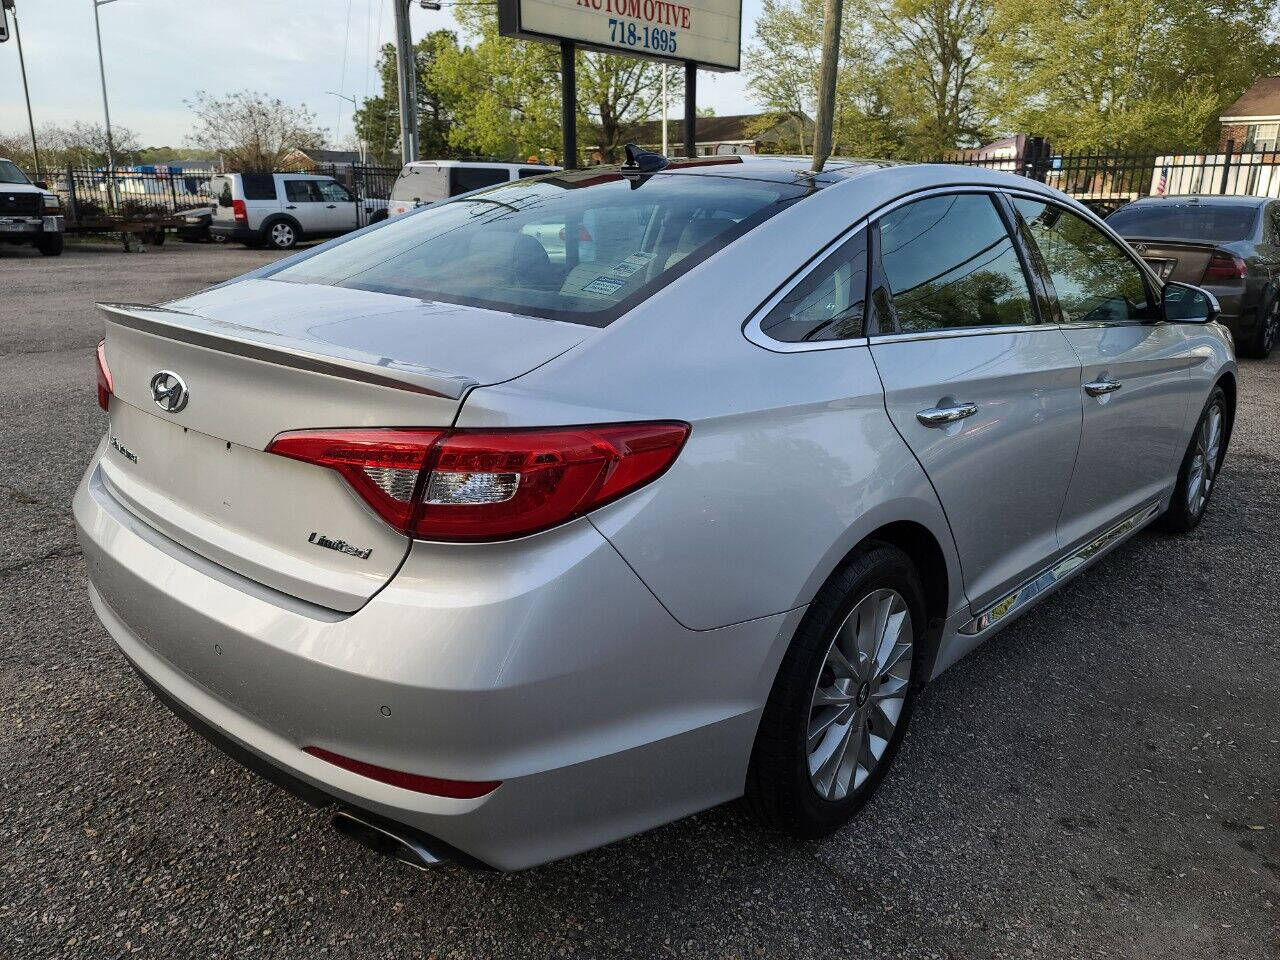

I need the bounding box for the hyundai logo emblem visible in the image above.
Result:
[149,370,189,413]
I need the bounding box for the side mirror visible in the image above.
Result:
[1162,281,1220,325]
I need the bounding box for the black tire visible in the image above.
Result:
[263,218,299,250]
[35,233,64,257]
[148,229,166,247]
[746,543,927,839]
[1159,385,1229,534]
[1244,297,1278,359]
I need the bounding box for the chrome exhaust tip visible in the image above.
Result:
[330,809,448,871]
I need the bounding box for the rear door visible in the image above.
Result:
[1011,195,1197,548]
[868,191,1084,612]
[280,177,326,233]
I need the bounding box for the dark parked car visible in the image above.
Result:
[1108,195,1280,357]
[175,204,214,242]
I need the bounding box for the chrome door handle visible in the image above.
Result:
[1084,378,1122,397]
[916,402,978,427]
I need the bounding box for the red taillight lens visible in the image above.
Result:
[267,422,690,541]
[96,339,113,411]
[1202,252,1247,282]
[303,746,500,798]
[232,198,248,222]
[267,429,445,529]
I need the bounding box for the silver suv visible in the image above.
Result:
[77,158,1236,871]
[210,172,375,249]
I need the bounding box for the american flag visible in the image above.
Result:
[1155,165,1169,195]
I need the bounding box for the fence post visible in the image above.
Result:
[65,165,78,224]
[1220,139,1234,194]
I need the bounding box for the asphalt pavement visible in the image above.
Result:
[1,239,1276,959]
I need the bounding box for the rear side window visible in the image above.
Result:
[876,193,1036,332]
[449,167,510,195]
[1014,198,1153,324]
[760,229,867,342]
[1106,202,1259,242]
[241,174,278,201]
[270,172,807,326]
[519,168,548,179]
[284,180,321,202]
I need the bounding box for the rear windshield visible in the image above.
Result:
[391,166,448,206]
[270,171,807,326]
[1107,202,1259,242]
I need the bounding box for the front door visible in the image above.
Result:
[281,178,327,235]
[868,192,1084,612]
[1009,196,1198,549]
[316,179,360,234]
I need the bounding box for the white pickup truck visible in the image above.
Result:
[0,158,64,256]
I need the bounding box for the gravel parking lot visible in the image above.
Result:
[1,239,1277,959]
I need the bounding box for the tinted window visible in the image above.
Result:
[449,167,510,195]
[1015,199,1153,324]
[271,172,806,326]
[241,174,278,201]
[760,230,867,342]
[877,194,1035,332]
[284,180,321,202]
[1106,201,1259,242]
[390,167,447,206]
[519,168,548,179]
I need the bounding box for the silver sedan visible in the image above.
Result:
[75,157,1236,870]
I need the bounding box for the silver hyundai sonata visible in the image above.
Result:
[75,157,1236,870]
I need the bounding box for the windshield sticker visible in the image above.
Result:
[579,251,656,297]
[581,274,628,297]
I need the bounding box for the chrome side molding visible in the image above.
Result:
[959,500,1163,636]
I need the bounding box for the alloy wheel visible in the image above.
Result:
[271,223,295,248]
[1186,402,1224,518]
[807,588,913,802]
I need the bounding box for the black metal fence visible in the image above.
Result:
[55,162,402,228]
[938,139,1280,214]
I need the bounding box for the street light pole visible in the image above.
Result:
[5,0,41,180]
[92,0,121,202]
[327,91,366,163]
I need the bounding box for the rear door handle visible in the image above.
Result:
[1084,378,1122,396]
[326,204,337,209]
[916,402,978,427]
[284,205,297,210]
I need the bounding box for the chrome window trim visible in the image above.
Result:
[871,323,1070,345]
[742,216,872,353]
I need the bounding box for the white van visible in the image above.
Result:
[387,161,562,218]
[210,172,382,249]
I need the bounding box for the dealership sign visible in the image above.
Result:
[498,0,742,70]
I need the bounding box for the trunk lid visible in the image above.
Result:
[1127,239,1221,285]
[98,279,588,611]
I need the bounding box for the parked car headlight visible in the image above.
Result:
[41,194,60,211]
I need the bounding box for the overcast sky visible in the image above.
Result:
[0,0,761,151]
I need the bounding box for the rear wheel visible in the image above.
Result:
[264,220,298,250]
[1159,386,1228,533]
[1246,297,1278,359]
[746,544,926,838]
[35,234,63,257]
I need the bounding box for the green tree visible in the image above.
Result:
[185,91,326,172]
[354,32,462,163]
[982,0,1280,151]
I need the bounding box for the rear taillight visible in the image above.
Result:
[267,423,689,541]
[232,198,248,222]
[96,339,113,411]
[1202,252,1247,283]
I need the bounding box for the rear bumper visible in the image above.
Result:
[210,222,255,241]
[74,447,796,869]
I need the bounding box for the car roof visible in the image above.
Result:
[1124,194,1269,208]
[404,160,561,170]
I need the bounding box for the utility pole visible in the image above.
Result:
[5,0,41,180]
[393,0,419,163]
[810,0,842,172]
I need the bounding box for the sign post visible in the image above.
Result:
[561,40,578,168]
[498,0,741,162]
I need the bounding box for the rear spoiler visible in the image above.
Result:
[97,302,475,399]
